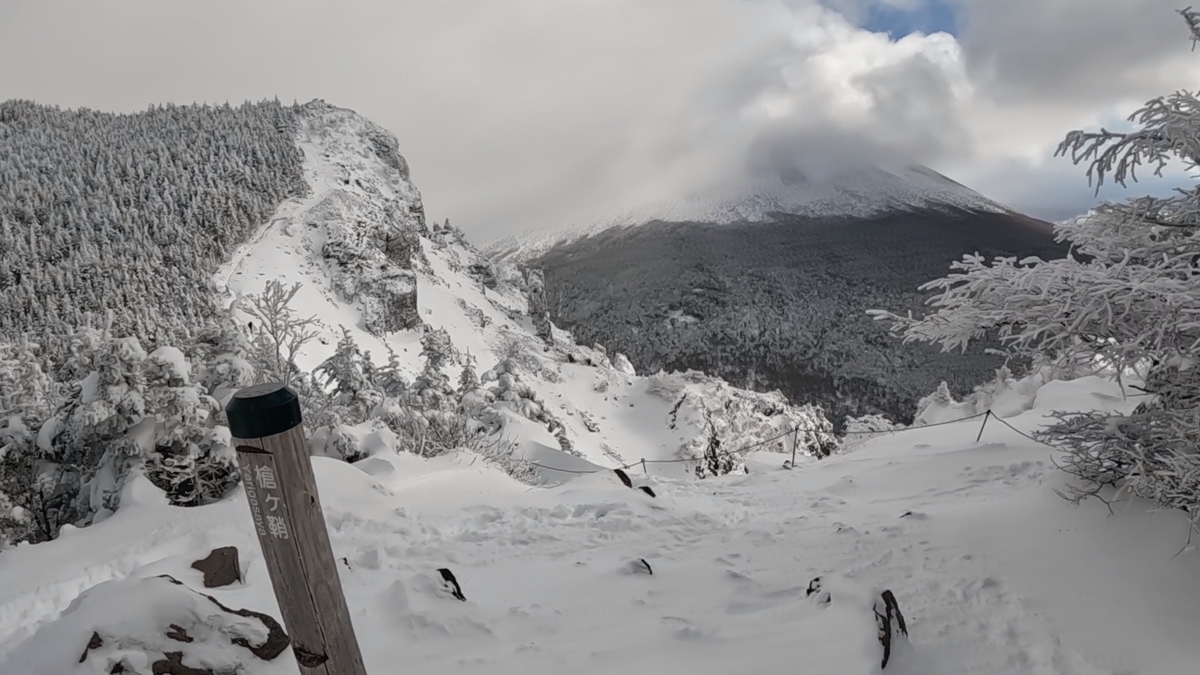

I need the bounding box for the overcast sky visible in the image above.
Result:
[1,0,1195,242]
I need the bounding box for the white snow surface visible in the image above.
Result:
[487,164,1012,262]
[3,375,1199,674]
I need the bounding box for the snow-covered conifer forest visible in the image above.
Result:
[0,7,1199,675]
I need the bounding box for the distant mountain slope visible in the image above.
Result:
[497,182,1067,426]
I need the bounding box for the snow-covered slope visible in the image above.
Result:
[4,376,1199,674]
[488,164,1012,262]
[211,100,828,477]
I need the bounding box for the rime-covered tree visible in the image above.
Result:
[526,268,553,344]
[242,280,320,386]
[314,326,382,425]
[870,7,1200,524]
[411,327,455,409]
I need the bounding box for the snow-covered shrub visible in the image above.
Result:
[374,403,495,459]
[695,411,743,478]
[1043,359,1200,519]
[140,347,239,508]
[648,369,837,462]
[870,7,1200,525]
[0,329,240,545]
[843,414,899,435]
[481,355,579,456]
[471,436,543,486]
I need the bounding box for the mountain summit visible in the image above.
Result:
[489,163,1020,263]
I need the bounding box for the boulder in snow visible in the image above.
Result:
[2,575,289,675]
[190,546,242,588]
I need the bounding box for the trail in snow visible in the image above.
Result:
[3,377,1199,675]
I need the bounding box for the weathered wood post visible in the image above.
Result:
[790,428,800,468]
[226,382,368,675]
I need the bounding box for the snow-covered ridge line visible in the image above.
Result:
[210,101,837,476]
[487,164,1012,262]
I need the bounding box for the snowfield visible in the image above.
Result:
[3,376,1199,674]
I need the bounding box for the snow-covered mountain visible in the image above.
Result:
[487,162,1065,427]
[488,164,1013,263]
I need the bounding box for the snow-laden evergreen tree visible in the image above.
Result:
[314,326,382,425]
[141,347,238,507]
[870,6,1200,524]
[411,327,456,410]
[37,328,151,530]
[525,267,553,344]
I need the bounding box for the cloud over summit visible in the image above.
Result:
[1,0,1194,238]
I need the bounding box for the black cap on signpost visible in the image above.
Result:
[226,381,303,439]
[225,381,368,675]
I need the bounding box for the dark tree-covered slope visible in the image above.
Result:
[0,99,307,360]
[530,207,1069,425]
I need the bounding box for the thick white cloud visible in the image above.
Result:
[0,0,1195,240]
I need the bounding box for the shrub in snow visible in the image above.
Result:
[870,7,1200,526]
[481,356,579,457]
[843,413,899,435]
[1,329,239,545]
[695,411,743,478]
[0,575,289,675]
[141,347,239,508]
[648,369,837,464]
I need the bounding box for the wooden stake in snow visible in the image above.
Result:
[226,382,368,675]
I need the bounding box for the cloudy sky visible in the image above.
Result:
[0,0,1195,241]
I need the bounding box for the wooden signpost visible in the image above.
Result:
[226,382,368,675]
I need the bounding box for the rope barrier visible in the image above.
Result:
[520,409,996,476]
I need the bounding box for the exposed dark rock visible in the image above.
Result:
[437,568,466,601]
[874,589,909,669]
[190,546,242,588]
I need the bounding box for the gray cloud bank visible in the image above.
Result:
[0,0,1195,240]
